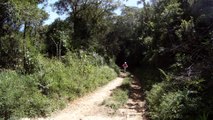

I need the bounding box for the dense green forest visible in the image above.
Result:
[0,0,213,119]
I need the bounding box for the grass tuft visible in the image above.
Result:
[103,77,131,110]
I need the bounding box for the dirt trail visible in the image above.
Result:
[23,75,147,120]
[119,77,147,120]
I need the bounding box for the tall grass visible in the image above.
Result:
[0,51,117,119]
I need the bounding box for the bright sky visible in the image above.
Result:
[40,0,149,25]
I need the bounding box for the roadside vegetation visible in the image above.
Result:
[131,0,213,119]
[135,66,211,120]
[0,52,117,119]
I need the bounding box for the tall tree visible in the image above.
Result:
[102,6,142,66]
[0,0,48,69]
[45,19,71,58]
[54,0,119,49]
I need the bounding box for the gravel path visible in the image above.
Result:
[50,77,124,120]
[23,76,147,120]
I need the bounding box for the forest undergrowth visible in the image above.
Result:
[135,66,213,120]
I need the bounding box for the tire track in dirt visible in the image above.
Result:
[117,76,147,120]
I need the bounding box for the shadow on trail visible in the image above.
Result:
[116,72,148,119]
[127,77,145,113]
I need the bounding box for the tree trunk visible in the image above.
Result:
[23,22,27,74]
[59,40,62,59]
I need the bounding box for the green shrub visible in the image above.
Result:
[137,68,206,120]
[0,71,53,119]
[0,71,24,119]
[36,52,117,112]
[0,51,118,119]
[22,50,40,74]
[156,91,186,119]
[108,58,120,74]
[146,82,168,111]
[146,78,202,120]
